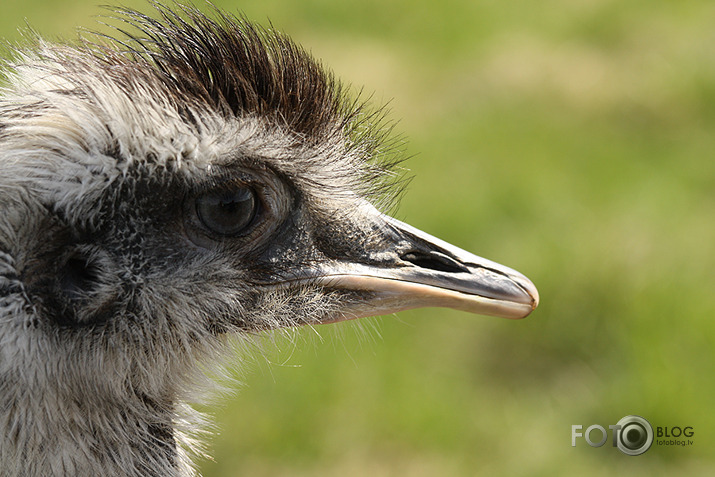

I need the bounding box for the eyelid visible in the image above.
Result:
[198,171,255,193]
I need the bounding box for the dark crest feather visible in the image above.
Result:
[96,1,409,210]
[105,2,341,138]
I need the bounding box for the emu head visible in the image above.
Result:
[0,4,538,476]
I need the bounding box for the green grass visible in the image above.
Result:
[3,1,714,475]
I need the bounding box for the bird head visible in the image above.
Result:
[0,4,537,473]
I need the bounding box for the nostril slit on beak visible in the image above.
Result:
[400,250,469,274]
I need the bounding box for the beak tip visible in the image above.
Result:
[531,287,540,310]
[516,274,539,317]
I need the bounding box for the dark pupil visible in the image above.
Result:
[196,187,257,236]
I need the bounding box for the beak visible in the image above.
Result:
[293,205,539,323]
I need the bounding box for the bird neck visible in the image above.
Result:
[0,386,191,477]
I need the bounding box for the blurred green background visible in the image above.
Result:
[3,0,713,475]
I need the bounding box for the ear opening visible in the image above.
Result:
[59,253,102,301]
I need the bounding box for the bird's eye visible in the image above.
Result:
[195,187,258,236]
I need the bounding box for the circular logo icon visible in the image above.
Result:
[615,415,653,456]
